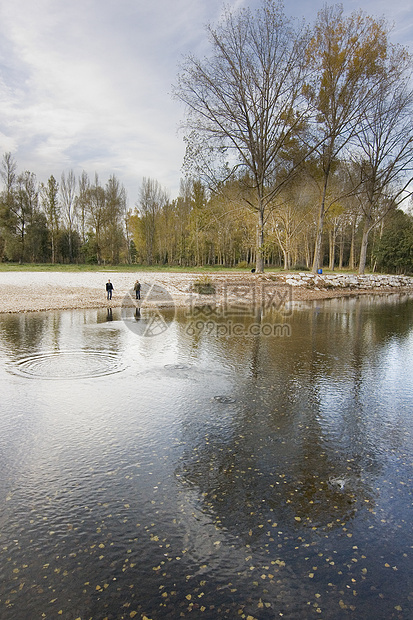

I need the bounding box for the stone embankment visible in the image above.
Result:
[277,272,413,290]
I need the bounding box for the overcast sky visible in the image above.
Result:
[0,0,412,207]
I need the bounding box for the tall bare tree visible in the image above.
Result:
[40,175,60,263]
[138,177,167,265]
[0,153,18,258]
[61,170,77,262]
[354,49,413,273]
[306,5,393,272]
[77,171,90,247]
[174,0,313,272]
[88,173,106,264]
[105,174,127,264]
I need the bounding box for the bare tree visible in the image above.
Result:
[88,173,106,264]
[61,170,77,262]
[77,171,90,247]
[0,152,17,196]
[138,177,167,265]
[13,171,38,263]
[306,5,393,272]
[105,174,127,264]
[174,0,313,272]
[0,153,18,256]
[40,175,60,263]
[354,50,413,273]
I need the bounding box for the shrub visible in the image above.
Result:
[192,275,216,294]
[291,264,310,271]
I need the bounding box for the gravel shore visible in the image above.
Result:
[1,270,412,314]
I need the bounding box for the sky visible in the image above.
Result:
[0,0,412,207]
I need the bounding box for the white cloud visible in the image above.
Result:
[0,0,412,205]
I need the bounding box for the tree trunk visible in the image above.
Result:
[312,182,328,273]
[338,228,344,269]
[358,219,371,274]
[349,221,356,270]
[256,209,265,273]
[329,227,336,271]
[282,248,289,270]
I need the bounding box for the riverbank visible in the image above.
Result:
[1,271,413,314]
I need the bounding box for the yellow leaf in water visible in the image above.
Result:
[294,517,301,522]
[395,606,402,611]
[130,613,138,618]
[186,594,192,600]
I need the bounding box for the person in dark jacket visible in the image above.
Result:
[134,279,141,300]
[106,279,114,300]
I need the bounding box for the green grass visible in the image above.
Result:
[0,262,370,275]
[0,263,257,273]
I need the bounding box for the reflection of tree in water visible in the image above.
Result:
[172,296,413,543]
[175,395,377,546]
[0,313,48,355]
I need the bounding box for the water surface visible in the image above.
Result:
[0,294,412,619]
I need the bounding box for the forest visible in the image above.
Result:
[1,2,413,274]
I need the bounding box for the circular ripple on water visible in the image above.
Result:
[213,395,237,404]
[9,350,126,380]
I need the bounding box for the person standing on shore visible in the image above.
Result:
[106,279,114,300]
[134,279,141,300]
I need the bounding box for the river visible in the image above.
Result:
[0,293,412,619]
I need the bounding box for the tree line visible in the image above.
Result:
[1,1,413,273]
[1,152,412,273]
[0,154,130,265]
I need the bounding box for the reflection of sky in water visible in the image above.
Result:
[0,296,412,619]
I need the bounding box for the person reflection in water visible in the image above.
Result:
[135,307,141,320]
[106,307,113,321]
[106,279,114,300]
